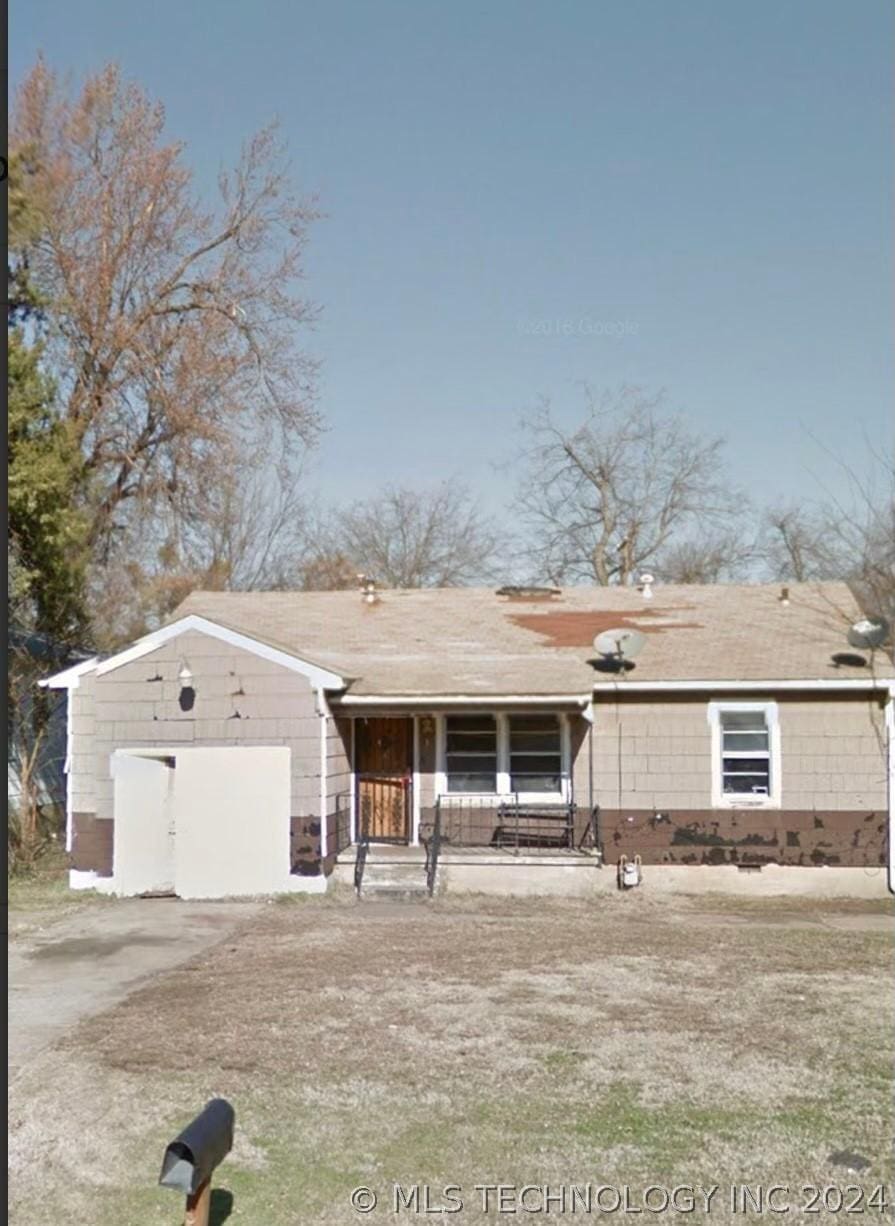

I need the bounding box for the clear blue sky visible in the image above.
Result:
[10,0,894,519]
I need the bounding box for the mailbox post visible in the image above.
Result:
[159,1098,235,1226]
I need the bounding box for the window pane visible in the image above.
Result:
[721,711,767,731]
[509,714,558,730]
[508,732,560,753]
[448,773,498,794]
[448,715,496,733]
[722,774,770,795]
[509,716,560,753]
[718,709,772,798]
[509,754,561,774]
[446,731,497,752]
[446,716,497,793]
[510,772,562,793]
[509,716,561,793]
[722,747,770,794]
[723,757,770,775]
[722,731,769,751]
[445,754,498,774]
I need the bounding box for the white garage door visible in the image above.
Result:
[172,747,291,899]
[113,754,175,896]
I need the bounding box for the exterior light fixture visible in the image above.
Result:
[178,662,196,712]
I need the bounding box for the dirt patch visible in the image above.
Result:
[8,898,261,1082]
[31,933,177,959]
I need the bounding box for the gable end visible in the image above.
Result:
[92,615,346,691]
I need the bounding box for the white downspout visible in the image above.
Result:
[349,718,357,845]
[316,689,329,863]
[882,686,887,897]
[64,688,74,853]
[412,716,421,845]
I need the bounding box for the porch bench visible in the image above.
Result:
[493,802,575,849]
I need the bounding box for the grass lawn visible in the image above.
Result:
[8,891,894,1224]
[7,848,113,939]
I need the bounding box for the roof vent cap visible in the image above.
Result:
[357,574,379,605]
[495,585,561,599]
[637,573,654,599]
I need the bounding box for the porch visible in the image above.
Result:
[337,708,595,855]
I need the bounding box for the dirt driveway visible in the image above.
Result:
[8,897,260,1079]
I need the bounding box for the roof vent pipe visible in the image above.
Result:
[779,586,790,606]
[358,575,379,605]
[638,573,654,599]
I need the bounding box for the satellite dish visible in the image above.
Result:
[593,627,647,661]
[847,617,891,651]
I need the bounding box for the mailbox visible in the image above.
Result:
[159,1098,235,1196]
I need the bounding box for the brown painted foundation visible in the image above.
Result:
[418,804,886,868]
[599,808,886,866]
[290,814,322,875]
[71,812,114,876]
[290,811,352,877]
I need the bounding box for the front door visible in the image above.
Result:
[356,717,413,842]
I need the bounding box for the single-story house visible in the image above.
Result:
[44,580,894,899]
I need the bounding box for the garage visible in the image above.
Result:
[112,746,291,899]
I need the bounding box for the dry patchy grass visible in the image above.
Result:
[7,848,113,938]
[8,892,895,1224]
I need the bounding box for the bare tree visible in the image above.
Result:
[171,461,310,592]
[760,446,894,622]
[87,459,312,647]
[514,386,746,585]
[760,504,835,583]
[297,550,359,592]
[307,483,504,589]
[11,61,320,620]
[7,633,70,869]
[657,529,756,585]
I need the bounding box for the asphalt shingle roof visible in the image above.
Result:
[171,582,893,696]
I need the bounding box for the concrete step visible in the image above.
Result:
[365,845,426,864]
[360,882,429,903]
[359,859,430,902]
[362,862,427,884]
[351,842,432,902]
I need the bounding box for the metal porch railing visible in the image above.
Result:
[354,836,369,894]
[332,792,353,858]
[424,803,442,896]
[428,795,600,856]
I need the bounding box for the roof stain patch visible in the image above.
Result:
[508,607,704,648]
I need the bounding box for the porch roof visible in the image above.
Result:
[170,581,893,697]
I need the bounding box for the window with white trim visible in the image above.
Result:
[508,714,562,793]
[445,715,498,793]
[708,701,780,806]
[719,709,771,795]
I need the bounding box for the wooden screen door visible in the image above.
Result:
[356,717,413,842]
